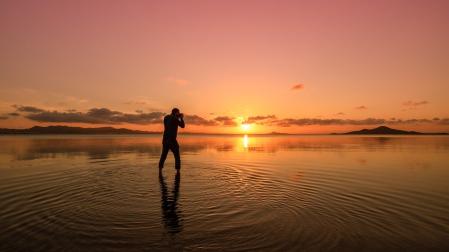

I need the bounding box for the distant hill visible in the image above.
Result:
[269,131,290,135]
[342,126,448,135]
[0,126,159,134]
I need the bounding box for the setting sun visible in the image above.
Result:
[241,123,251,132]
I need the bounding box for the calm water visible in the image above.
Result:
[1,135,449,251]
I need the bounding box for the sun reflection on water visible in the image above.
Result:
[243,134,249,149]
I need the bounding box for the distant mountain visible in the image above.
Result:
[269,131,290,135]
[342,126,447,135]
[0,126,159,134]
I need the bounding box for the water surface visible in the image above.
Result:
[1,135,449,251]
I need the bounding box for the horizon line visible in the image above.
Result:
[0,125,448,135]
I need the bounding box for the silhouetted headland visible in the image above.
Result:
[0,126,158,135]
[340,126,448,135]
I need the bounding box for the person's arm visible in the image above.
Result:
[163,116,169,129]
[178,114,185,128]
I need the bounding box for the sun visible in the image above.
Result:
[241,123,251,132]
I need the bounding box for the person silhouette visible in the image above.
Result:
[159,108,185,170]
[159,169,182,233]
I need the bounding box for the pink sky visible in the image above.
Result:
[1,0,448,133]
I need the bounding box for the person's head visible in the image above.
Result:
[171,108,180,116]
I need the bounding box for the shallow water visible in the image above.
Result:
[1,135,449,251]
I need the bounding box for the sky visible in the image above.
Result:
[1,0,448,133]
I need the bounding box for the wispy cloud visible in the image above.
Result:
[125,100,150,106]
[438,118,449,125]
[244,115,277,124]
[402,100,429,111]
[184,115,218,126]
[167,77,190,86]
[403,100,429,107]
[355,105,367,110]
[124,98,162,110]
[274,118,385,127]
[14,105,46,113]
[64,96,88,104]
[291,83,304,90]
[214,116,237,126]
[272,117,448,127]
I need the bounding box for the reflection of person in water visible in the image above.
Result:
[159,108,185,170]
[159,170,182,233]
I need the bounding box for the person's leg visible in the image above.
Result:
[159,143,169,169]
[171,141,181,170]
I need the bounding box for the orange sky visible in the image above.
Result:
[1,0,448,133]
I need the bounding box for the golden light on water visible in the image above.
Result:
[243,134,249,149]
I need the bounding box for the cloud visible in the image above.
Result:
[355,105,367,110]
[125,100,149,106]
[167,77,190,86]
[438,118,449,125]
[0,116,8,120]
[274,118,386,127]
[123,98,162,109]
[271,117,449,127]
[8,112,20,116]
[245,115,277,124]
[403,100,429,107]
[17,106,165,125]
[214,116,237,126]
[26,110,102,124]
[14,105,46,113]
[185,115,241,127]
[60,96,88,105]
[291,83,304,90]
[335,112,345,116]
[184,115,218,126]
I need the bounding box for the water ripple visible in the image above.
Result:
[1,135,449,251]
